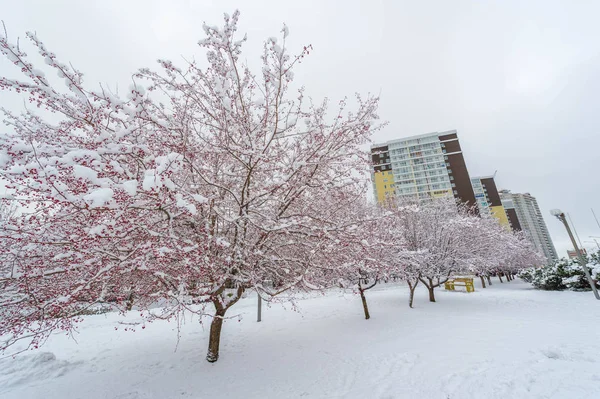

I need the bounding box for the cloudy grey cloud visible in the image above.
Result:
[1,0,599,256]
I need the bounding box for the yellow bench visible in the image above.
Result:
[444,277,475,293]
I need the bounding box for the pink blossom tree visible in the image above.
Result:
[412,199,475,303]
[388,198,474,304]
[0,12,381,362]
[335,204,402,319]
[376,203,424,308]
[386,198,533,304]
[455,211,544,287]
[0,24,205,353]
[499,232,544,279]
[456,212,507,288]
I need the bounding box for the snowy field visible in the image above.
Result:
[1,280,599,399]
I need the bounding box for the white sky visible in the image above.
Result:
[2,0,600,256]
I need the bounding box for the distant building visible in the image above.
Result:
[370,130,477,209]
[499,190,558,264]
[567,248,587,259]
[471,175,509,228]
[500,195,522,232]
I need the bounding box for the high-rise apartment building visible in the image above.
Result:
[470,175,509,228]
[499,190,558,263]
[371,130,477,208]
[499,195,522,232]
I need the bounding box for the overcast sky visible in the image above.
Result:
[2,0,600,256]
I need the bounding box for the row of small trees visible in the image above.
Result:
[0,12,542,362]
[336,199,541,317]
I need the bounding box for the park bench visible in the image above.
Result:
[444,277,475,293]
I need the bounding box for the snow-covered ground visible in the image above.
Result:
[2,280,600,399]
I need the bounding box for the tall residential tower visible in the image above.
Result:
[470,175,509,228]
[499,194,522,232]
[499,190,558,263]
[371,130,477,208]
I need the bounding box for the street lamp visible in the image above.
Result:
[550,209,600,300]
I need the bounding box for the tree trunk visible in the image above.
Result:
[498,274,504,283]
[206,308,226,363]
[419,277,436,303]
[480,275,486,288]
[125,287,135,311]
[206,285,244,363]
[409,286,416,308]
[407,279,419,308]
[427,285,436,302]
[359,288,370,320]
[257,294,262,322]
[487,275,492,285]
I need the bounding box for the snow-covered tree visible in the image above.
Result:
[335,204,402,319]
[0,12,381,362]
[412,199,475,303]
[379,202,426,308]
[457,212,508,288]
[500,232,544,278]
[385,198,473,305]
[381,197,541,304]
[0,25,202,353]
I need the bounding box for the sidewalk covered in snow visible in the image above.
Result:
[1,281,599,399]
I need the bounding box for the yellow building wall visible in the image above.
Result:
[373,171,395,203]
[490,205,510,228]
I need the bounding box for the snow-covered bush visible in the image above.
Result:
[519,256,600,291]
[563,261,600,290]
[534,262,568,290]
[517,267,536,283]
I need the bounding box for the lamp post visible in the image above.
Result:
[550,209,600,300]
